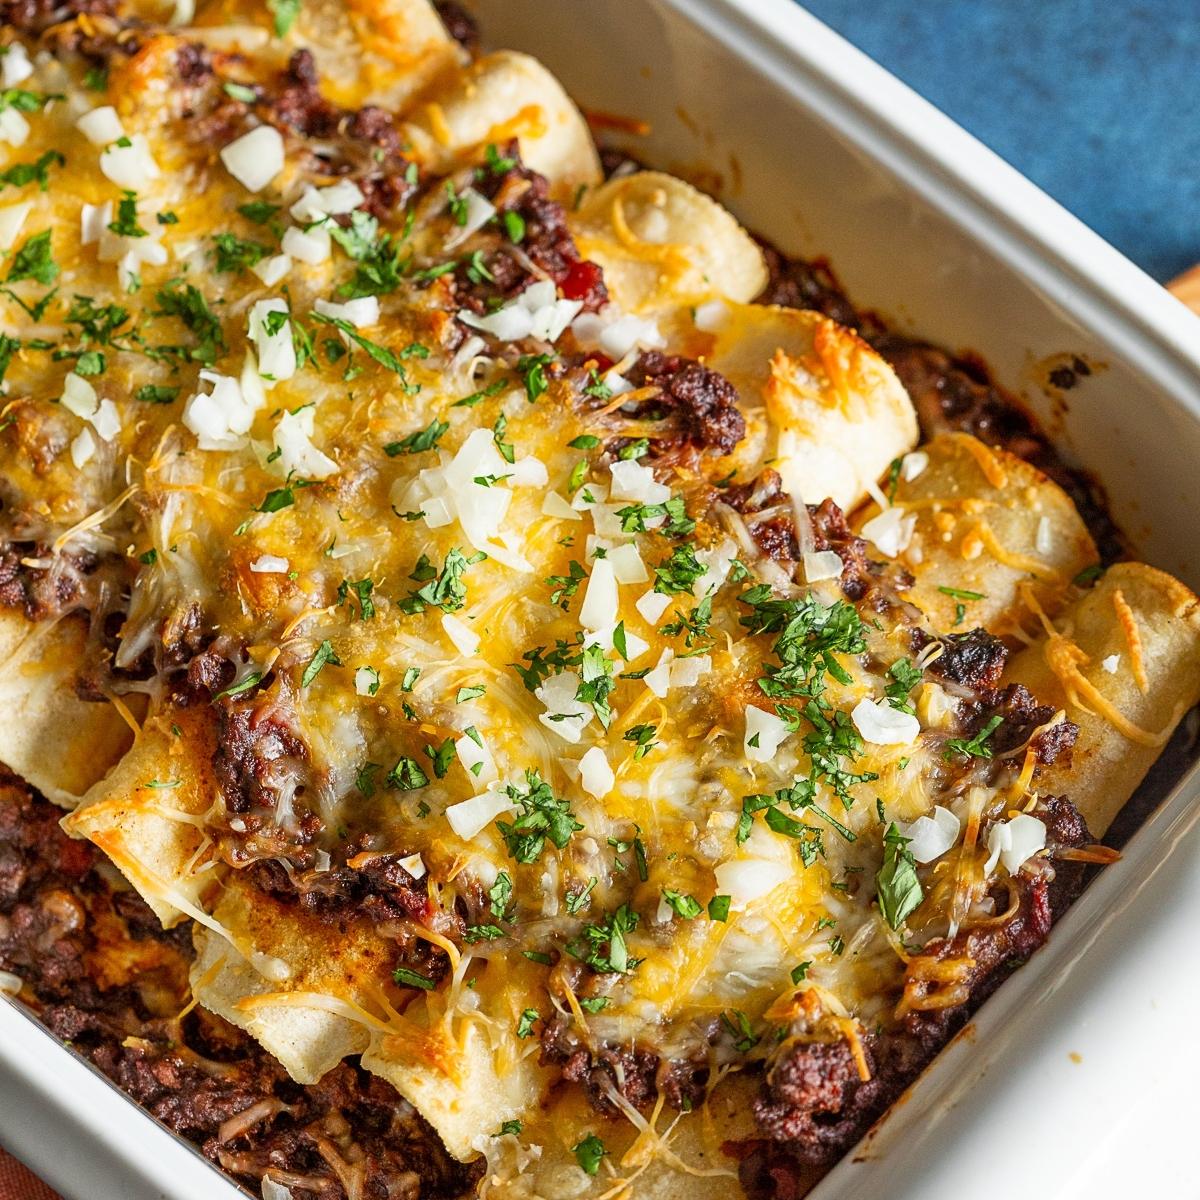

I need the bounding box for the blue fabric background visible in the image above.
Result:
[800,0,1200,282]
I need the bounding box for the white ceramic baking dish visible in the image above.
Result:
[4,1,1200,1196]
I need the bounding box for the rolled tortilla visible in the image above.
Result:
[858,432,1098,634]
[189,0,464,112]
[1008,561,1200,835]
[572,171,768,311]
[0,612,135,806]
[62,708,218,927]
[704,303,918,513]
[401,50,602,197]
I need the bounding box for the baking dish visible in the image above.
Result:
[3,0,1200,1196]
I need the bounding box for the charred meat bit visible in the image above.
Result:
[754,240,863,330]
[0,0,116,36]
[213,698,308,814]
[433,0,479,52]
[925,627,1010,692]
[962,681,1079,765]
[454,141,609,313]
[620,350,745,457]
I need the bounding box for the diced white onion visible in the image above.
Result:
[535,671,591,743]
[1101,653,1120,674]
[251,555,289,573]
[644,648,673,699]
[353,666,379,696]
[0,969,21,994]
[251,253,292,286]
[851,697,920,745]
[745,705,790,762]
[99,134,159,190]
[901,450,929,481]
[579,557,618,632]
[281,222,331,264]
[444,187,496,249]
[220,124,284,192]
[0,107,28,147]
[272,407,337,478]
[456,731,498,785]
[636,589,671,624]
[1,43,33,88]
[609,459,669,504]
[984,814,1047,875]
[670,654,710,689]
[608,542,647,585]
[899,805,961,863]
[459,303,533,341]
[802,549,843,583]
[91,398,120,441]
[80,201,111,246]
[0,201,30,250]
[69,427,96,468]
[315,295,379,328]
[60,371,98,419]
[577,746,613,798]
[397,852,426,880]
[247,298,296,384]
[441,613,480,656]
[693,299,729,332]
[290,179,364,222]
[445,787,514,840]
[861,506,917,558]
[76,105,124,146]
[714,857,792,908]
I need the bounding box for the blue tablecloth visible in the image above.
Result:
[802,0,1200,283]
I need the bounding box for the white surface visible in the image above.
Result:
[4,1,1200,1197]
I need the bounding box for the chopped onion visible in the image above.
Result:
[80,201,111,246]
[91,398,121,441]
[220,125,284,192]
[441,613,480,656]
[69,427,96,469]
[984,814,1047,875]
[579,746,614,797]
[636,589,671,624]
[670,654,711,689]
[290,179,364,222]
[1,43,33,88]
[541,491,580,521]
[281,222,331,264]
[445,787,514,840]
[459,303,534,341]
[535,671,591,743]
[247,298,296,384]
[397,852,426,880]
[900,450,929,481]
[272,407,337,478]
[0,201,30,250]
[644,648,673,698]
[76,105,124,146]
[0,107,28,147]
[252,253,292,286]
[1101,653,1120,674]
[315,295,379,328]
[353,665,379,695]
[802,549,843,583]
[744,705,790,762]
[60,371,98,419]
[609,459,669,504]
[899,805,960,863]
[444,187,496,249]
[0,969,21,995]
[714,857,792,908]
[579,557,618,632]
[1035,515,1053,556]
[250,555,289,573]
[99,134,159,190]
[608,542,647,585]
[693,299,729,332]
[851,697,920,745]
[456,731,498,785]
[860,506,917,558]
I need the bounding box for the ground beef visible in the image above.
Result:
[0,542,98,621]
[540,1010,709,1117]
[924,627,1010,692]
[619,350,745,457]
[724,469,876,598]
[175,41,211,84]
[452,141,609,314]
[213,698,308,815]
[0,0,115,35]
[744,794,1094,1194]
[756,242,864,330]
[0,780,477,1200]
[433,0,479,52]
[963,681,1079,765]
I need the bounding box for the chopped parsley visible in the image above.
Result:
[400,547,484,614]
[661,889,702,919]
[517,353,555,402]
[392,965,434,991]
[573,1133,607,1177]
[7,229,57,284]
[0,149,63,192]
[300,639,341,687]
[497,770,582,863]
[384,417,448,456]
[943,714,1004,761]
[387,757,430,791]
[568,904,640,974]
[212,232,270,273]
[653,542,707,595]
[876,823,923,929]
[515,1008,539,1038]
